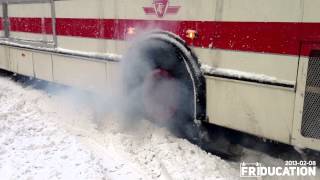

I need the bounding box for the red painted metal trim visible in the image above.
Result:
[0,18,3,30]
[143,7,156,14]
[4,17,320,56]
[8,17,53,34]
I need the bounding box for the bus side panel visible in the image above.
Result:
[207,77,295,144]
[303,0,320,22]
[52,55,108,93]
[292,53,320,150]
[0,46,10,71]
[9,48,34,77]
[33,52,53,82]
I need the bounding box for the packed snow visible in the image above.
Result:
[0,76,319,180]
[0,76,238,179]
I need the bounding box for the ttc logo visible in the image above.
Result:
[143,0,181,18]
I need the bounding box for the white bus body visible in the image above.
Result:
[0,0,319,151]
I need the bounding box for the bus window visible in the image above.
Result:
[2,0,56,48]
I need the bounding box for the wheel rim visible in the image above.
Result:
[143,69,180,124]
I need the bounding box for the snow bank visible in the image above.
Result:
[98,120,239,180]
[0,77,142,180]
[42,85,240,179]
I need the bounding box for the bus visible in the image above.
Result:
[0,0,319,157]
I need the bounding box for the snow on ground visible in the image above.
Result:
[0,76,238,179]
[0,77,144,180]
[0,76,319,180]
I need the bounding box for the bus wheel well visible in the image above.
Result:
[122,31,206,139]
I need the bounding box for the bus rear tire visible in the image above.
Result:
[122,32,206,142]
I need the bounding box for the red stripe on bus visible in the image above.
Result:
[9,17,53,34]
[0,18,3,30]
[5,17,320,56]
